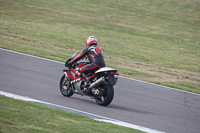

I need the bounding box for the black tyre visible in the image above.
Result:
[60,74,74,97]
[95,84,114,106]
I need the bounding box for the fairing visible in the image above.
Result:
[95,67,117,73]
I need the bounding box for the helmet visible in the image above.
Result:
[86,36,97,47]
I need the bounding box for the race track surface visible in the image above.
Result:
[0,48,200,133]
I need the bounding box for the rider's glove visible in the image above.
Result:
[65,61,72,67]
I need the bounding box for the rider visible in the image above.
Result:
[66,36,105,84]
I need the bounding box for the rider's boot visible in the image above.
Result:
[81,73,90,88]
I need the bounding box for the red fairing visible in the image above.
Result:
[66,69,81,80]
[70,69,80,79]
[66,71,73,80]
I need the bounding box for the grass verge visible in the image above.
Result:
[0,95,143,133]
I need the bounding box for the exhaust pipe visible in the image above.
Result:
[89,77,105,89]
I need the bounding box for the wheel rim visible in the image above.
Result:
[61,79,71,95]
[95,87,107,104]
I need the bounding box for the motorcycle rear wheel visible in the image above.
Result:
[60,74,74,97]
[95,85,114,106]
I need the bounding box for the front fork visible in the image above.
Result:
[63,70,71,87]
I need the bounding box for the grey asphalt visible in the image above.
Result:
[0,48,200,133]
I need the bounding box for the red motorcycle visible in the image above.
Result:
[60,52,118,106]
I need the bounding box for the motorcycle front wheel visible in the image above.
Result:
[60,74,74,97]
[95,84,114,106]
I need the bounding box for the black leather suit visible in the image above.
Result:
[71,44,105,76]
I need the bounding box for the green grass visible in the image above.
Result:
[0,95,143,133]
[153,81,200,93]
[0,0,200,93]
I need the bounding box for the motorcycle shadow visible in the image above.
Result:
[108,104,155,115]
[61,95,155,115]
[68,96,96,105]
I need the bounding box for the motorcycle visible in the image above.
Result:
[59,51,119,106]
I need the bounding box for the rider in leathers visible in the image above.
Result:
[66,36,105,83]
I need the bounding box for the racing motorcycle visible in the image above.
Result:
[59,52,118,106]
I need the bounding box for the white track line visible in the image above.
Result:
[0,90,165,133]
[0,48,199,96]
